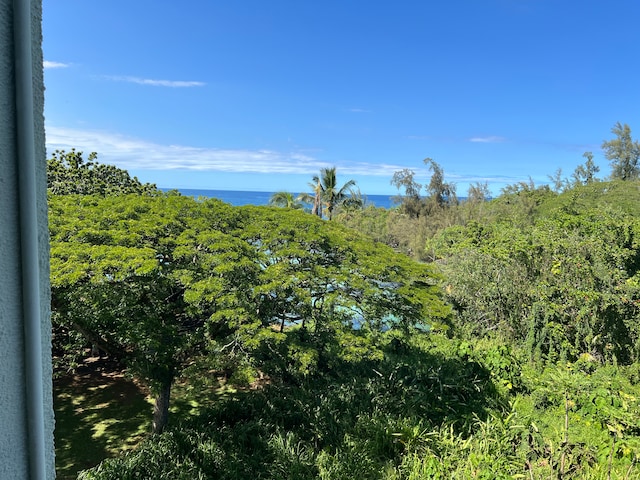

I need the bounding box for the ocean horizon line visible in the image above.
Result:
[163,188,398,209]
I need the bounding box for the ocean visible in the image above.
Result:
[168,188,398,209]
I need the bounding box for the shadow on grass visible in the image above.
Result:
[54,359,152,480]
[169,374,235,420]
[78,334,509,479]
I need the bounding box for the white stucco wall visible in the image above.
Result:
[0,0,55,478]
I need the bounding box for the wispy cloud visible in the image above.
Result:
[45,125,407,177]
[347,108,371,113]
[105,76,205,88]
[469,136,505,143]
[43,61,70,69]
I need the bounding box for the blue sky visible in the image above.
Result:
[43,1,640,196]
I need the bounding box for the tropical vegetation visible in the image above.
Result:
[51,123,640,479]
[299,166,360,219]
[268,190,304,209]
[50,190,447,434]
[47,149,158,196]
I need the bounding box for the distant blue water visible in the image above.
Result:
[168,188,397,209]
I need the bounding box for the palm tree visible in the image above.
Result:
[339,187,365,212]
[308,167,357,220]
[311,178,324,217]
[269,191,303,209]
[297,178,323,217]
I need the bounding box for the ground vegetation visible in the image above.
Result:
[54,124,640,478]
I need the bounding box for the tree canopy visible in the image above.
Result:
[602,122,640,181]
[50,194,449,432]
[49,195,255,432]
[427,182,640,364]
[56,133,640,480]
[47,149,159,195]
[391,159,457,218]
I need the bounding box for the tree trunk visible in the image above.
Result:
[152,380,172,434]
[312,193,322,217]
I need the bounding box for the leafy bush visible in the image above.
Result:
[430,197,640,365]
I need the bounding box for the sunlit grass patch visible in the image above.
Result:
[54,358,237,479]
[54,362,152,480]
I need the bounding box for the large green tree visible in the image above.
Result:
[47,149,159,195]
[48,150,163,376]
[50,194,449,432]
[232,205,450,377]
[49,195,258,433]
[602,122,640,181]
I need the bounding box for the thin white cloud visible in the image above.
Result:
[45,125,406,177]
[105,75,205,88]
[43,61,70,69]
[469,136,505,143]
[347,108,371,113]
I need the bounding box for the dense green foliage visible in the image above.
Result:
[77,335,640,479]
[338,178,640,365]
[50,194,448,433]
[76,335,508,479]
[53,138,640,478]
[429,182,640,365]
[47,149,159,195]
[68,180,640,479]
[50,195,250,431]
[48,150,163,377]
